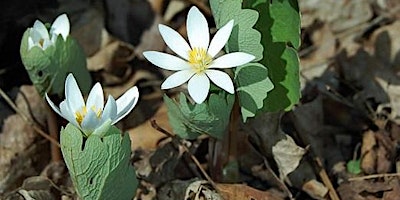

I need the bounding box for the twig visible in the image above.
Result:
[348,173,400,181]
[315,157,340,200]
[263,159,294,200]
[150,119,217,189]
[0,87,60,148]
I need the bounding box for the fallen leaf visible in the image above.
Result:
[361,130,377,174]
[272,135,306,180]
[129,103,170,151]
[185,180,222,200]
[337,180,392,200]
[216,183,285,200]
[302,179,328,200]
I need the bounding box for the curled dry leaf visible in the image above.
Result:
[361,130,377,174]
[272,135,306,180]
[184,180,222,200]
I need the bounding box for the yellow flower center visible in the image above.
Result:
[188,48,212,74]
[75,106,102,125]
[39,38,45,47]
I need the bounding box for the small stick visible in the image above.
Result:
[150,119,217,189]
[348,173,400,181]
[0,87,60,148]
[315,157,340,200]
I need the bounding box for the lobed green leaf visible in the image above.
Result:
[164,92,234,139]
[61,124,137,200]
[245,0,301,112]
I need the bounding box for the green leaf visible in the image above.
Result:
[61,124,138,200]
[245,0,301,112]
[20,30,92,97]
[164,92,234,139]
[210,0,275,121]
[346,159,362,175]
[210,0,263,61]
[235,63,274,121]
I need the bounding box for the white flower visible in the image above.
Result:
[143,6,255,104]
[46,73,139,136]
[28,13,70,50]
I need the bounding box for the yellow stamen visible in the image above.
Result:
[75,107,87,125]
[188,48,212,74]
[91,105,102,118]
[74,106,102,125]
[39,38,44,47]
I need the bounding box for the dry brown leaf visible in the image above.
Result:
[361,130,377,174]
[376,77,400,123]
[299,0,372,32]
[0,86,48,193]
[185,180,222,200]
[216,184,284,200]
[164,0,188,22]
[71,8,105,56]
[302,179,328,200]
[383,178,400,200]
[135,16,166,59]
[87,38,135,72]
[272,135,306,180]
[337,180,392,200]
[376,145,391,174]
[128,103,170,151]
[368,21,400,69]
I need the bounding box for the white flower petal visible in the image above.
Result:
[92,119,112,137]
[143,51,191,71]
[65,74,85,112]
[114,86,139,124]
[59,101,79,127]
[208,20,234,57]
[161,70,194,89]
[81,109,100,135]
[45,94,62,117]
[32,20,49,40]
[86,83,104,110]
[205,69,234,93]
[210,52,255,69]
[50,13,70,41]
[102,95,117,122]
[28,37,35,50]
[159,24,191,60]
[187,6,209,49]
[41,38,52,50]
[188,74,210,104]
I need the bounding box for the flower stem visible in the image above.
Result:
[46,104,62,162]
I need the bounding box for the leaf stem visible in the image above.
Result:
[150,119,217,189]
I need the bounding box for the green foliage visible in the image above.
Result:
[164,92,234,139]
[20,31,91,97]
[61,124,138,200]
[210,0,275,121]
[235,63,274,121]
[245,0,301,112]
[210,0,263,61]
[346,159,362,175]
